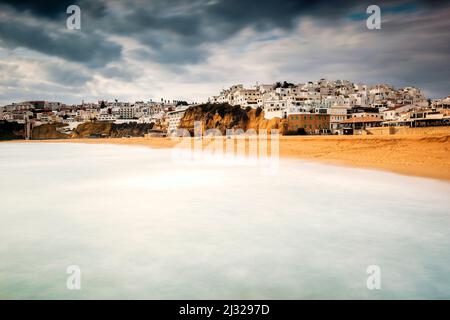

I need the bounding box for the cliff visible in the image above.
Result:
[71,121,154,138]
[179,103,287,135]
[71,122,113,138]
[1,121,156,140]
[110,122,155,138]
[32,123,69,139]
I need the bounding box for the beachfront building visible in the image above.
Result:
[330,105,349,134]
[339,116,383,134]
[287,112,330,134]
[351,106,381,119]
[382,105,412,121]
[404,109,450,127]
[167,107,188,134]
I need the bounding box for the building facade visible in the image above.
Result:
[287,113,331,134]
[167,107,188,134]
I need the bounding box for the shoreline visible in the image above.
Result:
[2,133,450,181]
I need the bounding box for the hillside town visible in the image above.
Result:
[1,79,449,137]
[209,80,450,134]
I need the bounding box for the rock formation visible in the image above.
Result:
[179,103,287,135]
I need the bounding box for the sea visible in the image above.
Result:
[0,142,449,299]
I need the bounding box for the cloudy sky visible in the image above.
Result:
[0,0,449,105]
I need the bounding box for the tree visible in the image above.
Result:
[274,81,295,89]
[281,81,295,88]
[176,100,189,106]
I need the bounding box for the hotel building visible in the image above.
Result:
[167,107,188,134]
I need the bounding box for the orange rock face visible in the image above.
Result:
[179,103,287,135]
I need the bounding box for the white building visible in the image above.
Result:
[433,96,450,109]
[382,105,412,121]
[98,114,118,121]
[263,99,288,119]
[119,106,136,119]
[330,105,349,134]
[167,107,188,134]
[233,89,260,108]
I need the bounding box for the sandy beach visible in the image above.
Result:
[6,128,450,181]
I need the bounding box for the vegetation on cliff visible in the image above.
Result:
[0,121,25,140]
[111,122,155,138]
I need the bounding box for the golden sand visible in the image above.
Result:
[4,130,450,181]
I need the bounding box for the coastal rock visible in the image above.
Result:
[32,123,69,140]
[71,122,113,138]
[179,103,287,135]
[1,121,156,140]
[110,122,155,138]
[71,121,154,138]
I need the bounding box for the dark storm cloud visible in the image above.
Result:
[101,0,366,48]
[92,0,450,64]
[86,0,359,64]
[0,0,76,18]
[0,0,108,18]
[1,0,449,65]
[0,6,121,67]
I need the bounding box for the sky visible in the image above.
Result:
[0,0,449,105]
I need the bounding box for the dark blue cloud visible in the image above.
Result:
[0,4,121,67]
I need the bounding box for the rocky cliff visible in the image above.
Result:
[110,122,155,138]
[179,103,287,135]
[71,122,154,138]
[32,123,69,139]
[71,122,113,138]
[1,121,155,140]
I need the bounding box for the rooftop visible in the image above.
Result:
[340,116,383,124]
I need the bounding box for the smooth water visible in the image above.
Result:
[0,143,449,299]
